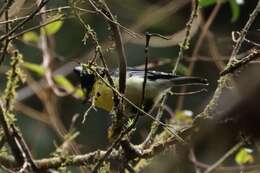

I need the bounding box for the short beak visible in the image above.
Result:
[73,65,82,75]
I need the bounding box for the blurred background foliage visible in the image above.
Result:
[0,0,260,172]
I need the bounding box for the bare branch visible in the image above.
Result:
[0,0,49,42]
[204,140,245,173]
[173,0,199,73]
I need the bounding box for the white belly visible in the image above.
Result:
[114,76,169,109]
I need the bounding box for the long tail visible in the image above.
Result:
[171,76,208,86]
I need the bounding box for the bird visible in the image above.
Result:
[74,64,208,114]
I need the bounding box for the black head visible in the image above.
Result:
[74,65,96,96]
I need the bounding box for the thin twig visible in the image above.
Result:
[141,32,151,108]
[87,0,127,94]
[171,88,207,96]
[190,148,260,172]
[244,37,260,47]
[140,32,170,106]
[141,96,168,148]
[206,31,225,70]
[0,4,141,39]
[204,141,245,173]
[228,0,260,65]
[173,0,199,74]
[220,48,260,76]
[0,6,96,25]
[0,102,24,167]
[0,1,11,66]
[0,0,49,42]
[0,0,14,18]
[8,14,65,41]
[176,1,222,110]
[0,165,15,173]
[10,125,39,172]
[86,0,141,39]
[92,114,140,173]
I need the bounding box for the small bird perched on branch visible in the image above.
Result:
[74,63,208,114]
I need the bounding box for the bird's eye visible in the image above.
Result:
[96,92,101,97]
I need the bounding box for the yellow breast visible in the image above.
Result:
[91,80,114,112]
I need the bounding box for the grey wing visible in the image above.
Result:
[111,67,178,80]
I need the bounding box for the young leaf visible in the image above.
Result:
[41,14,64,35]
[23,62,46,76]
[199,0,218,7]
[235,148,254,165]
[53,75,75,93]
[175,110,193,123]
[229,0,240,22]
[74,88,84,98]
[22,32,39,43]
[24,62,84,98]
[199,0,240,22]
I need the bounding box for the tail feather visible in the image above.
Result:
[170,76,208,86]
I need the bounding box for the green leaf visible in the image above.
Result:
[23,62,84,98]
[41,15,63,35]
[74,88,84,98]
[199,0,240,22]
[23,62,46,76]
[53,75,75,93]
[235,148,254,165]
[229,0,240,22]
[175,110,194,123]
[199,0,217,7]
[22,32,39,43]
